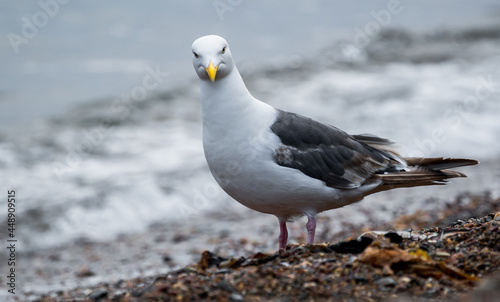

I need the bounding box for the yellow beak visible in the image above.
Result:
[204,61,219,82]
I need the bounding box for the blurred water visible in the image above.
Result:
[1,1,500,254]
[2,0,499,125]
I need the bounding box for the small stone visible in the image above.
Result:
[424,288,438,298]
[279,246,306,258]
[75,267,95,278]
[172,233,189,243]
[435,251,450,259]
[384,231,403,244]
[219,257,245,269]
[375,277,397,287]
[329,236,373,254]
[230,293,244,301]
[218,280,237,292]
[131,285,153,297]
[280,261,291,267]
[198,251,226,270]
[321,258,337,264]
[345,255,356,267]
[304,281,317,288]
[154,275,167,283]
[88,289,108,301]
[307,244,333,253]
[114,279,124,287]
[162,254,172,263]
[354,276,368,284]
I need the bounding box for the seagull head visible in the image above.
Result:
[192,35,234,83]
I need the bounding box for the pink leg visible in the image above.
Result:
[306,215,316,244]
[278,219,288,250]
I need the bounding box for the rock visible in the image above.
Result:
[215,268,233,274]
[162,254,172,263]
[328,236,373,254]
[435,240,444,248]
[217,280,237,292]
[198,250,227,270]
[375,277,397,287]
[75,267,95,278]
[88,289,108,301]
[230,292,244,301]
[172,233,189,243]
[384,231,403,244]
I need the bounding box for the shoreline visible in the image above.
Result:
[13,191,500,301]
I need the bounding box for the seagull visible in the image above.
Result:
[191,35,478,250]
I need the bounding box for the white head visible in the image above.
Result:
[192,35,235,83]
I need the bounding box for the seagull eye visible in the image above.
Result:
[193,51,199,58]
[221,46,226,54]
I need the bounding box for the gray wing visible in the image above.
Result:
[270,110,402,189]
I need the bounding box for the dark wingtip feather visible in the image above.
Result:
[353,133,395,145]
[440,169,467,178]
[374,157,476,190]
[404,157,479,170]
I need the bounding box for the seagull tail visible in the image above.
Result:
[373,157,479,190]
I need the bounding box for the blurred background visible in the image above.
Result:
[1,0,500,297]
